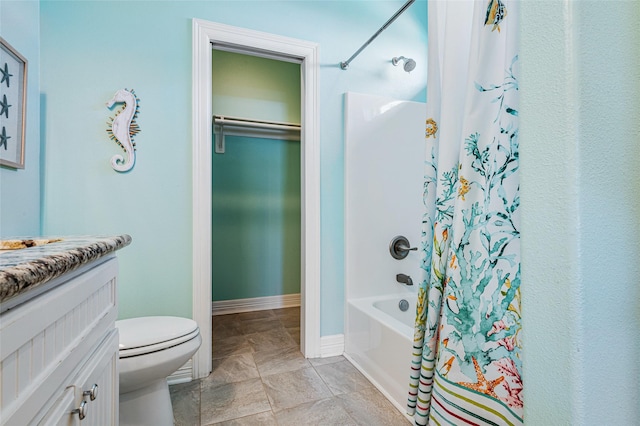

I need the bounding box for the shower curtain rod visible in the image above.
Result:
[340,0,415,70]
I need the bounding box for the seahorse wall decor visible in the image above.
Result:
[106,88,140,172]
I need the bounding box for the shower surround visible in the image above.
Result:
[343,92,425,413]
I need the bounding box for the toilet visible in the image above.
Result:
[116,316,202,426]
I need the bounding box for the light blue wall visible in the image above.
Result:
[0,0,41,237]
[212,50,301,302]
[576,1,639,422]
[39,1,428,334]
[521,1,640,424]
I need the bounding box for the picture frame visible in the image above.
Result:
[0,37,27,169]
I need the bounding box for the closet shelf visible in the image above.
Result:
[213,115,301,154]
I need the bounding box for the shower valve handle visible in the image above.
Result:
[390,236,417,260]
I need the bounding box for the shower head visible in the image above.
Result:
[392,56,416,73]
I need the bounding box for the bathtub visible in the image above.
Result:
[344,293,416,417]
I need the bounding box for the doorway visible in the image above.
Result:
[211,49,301,313]
[191,19,321,379]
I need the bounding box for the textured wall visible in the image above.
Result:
[575,1,639,423]
[520,2,582,422]
[521,1,640,424]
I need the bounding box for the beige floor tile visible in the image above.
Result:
[173,309,409,425]
[272,307,300,318]
[212,318,244,340]
[337,389,411,425]
[211,410,277,425]
[241,317,283,334]
[204,352,260,388]
[285,326,301,346]
[274,397,357,426]
[212,335,253,359]
[314,359,374,395]
[200,378,271,425]
[277,313,300,328]
[262,367,333,412]
[246,327,297,352]
[235,309,276,322]
[212,314,241,327]
[170,380,201,426]
[253,345,310,377]
[309,355,345,367]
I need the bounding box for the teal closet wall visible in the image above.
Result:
[211,50,301,302]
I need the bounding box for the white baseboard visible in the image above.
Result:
[167,359,194,386]
[319,334,344,358]
[211,294,301,316]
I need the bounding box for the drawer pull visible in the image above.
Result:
[83,384,99,401]
[73,400,89,420]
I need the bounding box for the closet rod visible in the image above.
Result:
[213,115,300,154]
[213,115,301,132]
[339,0,415,70]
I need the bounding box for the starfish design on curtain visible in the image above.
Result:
[458,357,505,399]
[1,63,12,87]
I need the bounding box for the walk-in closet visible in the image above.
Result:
[211,49,302,314]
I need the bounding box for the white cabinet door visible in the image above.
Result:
[39,330,119,426]
[74,330,119,426]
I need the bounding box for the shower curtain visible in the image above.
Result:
[407,1,522,425]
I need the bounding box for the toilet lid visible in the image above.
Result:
[116,316,199,351]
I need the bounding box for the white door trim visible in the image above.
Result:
[191,19,321,379]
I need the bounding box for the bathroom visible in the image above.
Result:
[1,0,639,425]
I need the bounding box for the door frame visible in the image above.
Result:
[191,19,321,378]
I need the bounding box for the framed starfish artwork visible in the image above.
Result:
[0,37,27,169]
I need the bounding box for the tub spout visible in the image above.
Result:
[396,273,413,286]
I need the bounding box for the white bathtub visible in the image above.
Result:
[345,293,416,417]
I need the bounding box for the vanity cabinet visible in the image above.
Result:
[1,256,120,426]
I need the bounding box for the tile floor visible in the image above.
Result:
[169,307,410,425]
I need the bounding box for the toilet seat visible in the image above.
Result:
[116,316,200,358]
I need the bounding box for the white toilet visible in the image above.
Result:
[116,316,202,426]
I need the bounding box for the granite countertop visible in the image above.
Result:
[0,235,132,305]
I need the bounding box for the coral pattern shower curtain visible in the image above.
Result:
[407,1,522,425]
